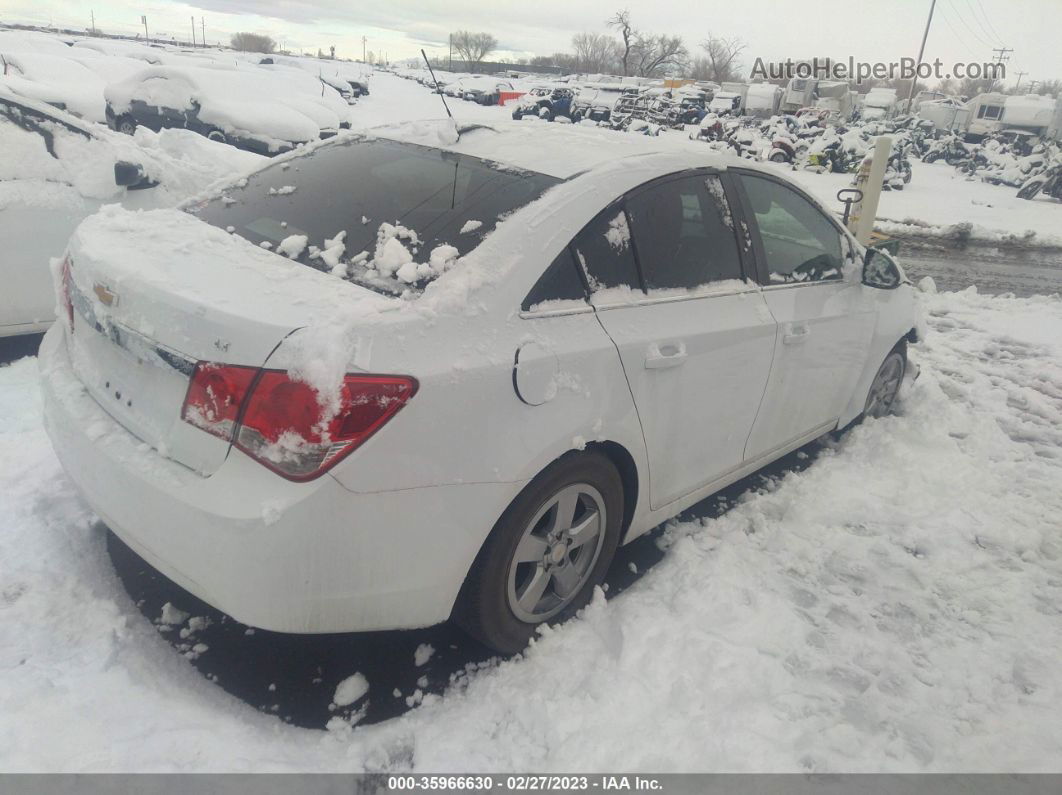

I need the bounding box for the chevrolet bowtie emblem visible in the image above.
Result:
[93,283,118,307]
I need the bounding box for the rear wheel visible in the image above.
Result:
[206,130,228,145]
[864,344,907,419]
[115,115,136,136]
[455,452,623,654]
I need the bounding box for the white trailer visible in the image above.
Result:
[744,82,782,117]
[964,92,1007,139]
[862,87,897,120]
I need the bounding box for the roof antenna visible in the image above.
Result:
[421,48,454,121]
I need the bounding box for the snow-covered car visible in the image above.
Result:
[39,121,922,654]
[103,65,352,155]
[571,85,626,123]
[0,88,263,338]
[461,76,514,105]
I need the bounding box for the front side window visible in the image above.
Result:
[625,174,743,291]
[740,174,843,284]
[572,206,641,297]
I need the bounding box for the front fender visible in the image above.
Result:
[837,283,923,428]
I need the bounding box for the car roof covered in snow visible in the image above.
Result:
[368,119,744,180]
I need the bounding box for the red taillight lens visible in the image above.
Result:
[180,364,417,481]
[181,363,257,441]
[59,255,74,330]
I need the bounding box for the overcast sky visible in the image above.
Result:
[2,0,1057,86]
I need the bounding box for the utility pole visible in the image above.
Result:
[201,17,205,48]
[141,15,149,43]
[191,16,196,47]
[991,47,1013,65]
[905,0,937,112]
[1014,70,1027,89]
[362,36,367,62]
[448,34,453,71]
[90,10,95,35]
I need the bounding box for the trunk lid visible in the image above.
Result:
[64,205,394,475]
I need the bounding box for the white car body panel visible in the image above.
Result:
[39,122,923,634]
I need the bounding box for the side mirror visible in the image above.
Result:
[863,248,902,290]
[114,161,156,190]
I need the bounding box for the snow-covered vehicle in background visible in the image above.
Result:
[571,84,625,123]
[708,90,743,116]
[0,87,262,337]
[103,65,352,155]
[461,76,515,106]
[744,83,782,118]
[40,120,921,654]
[861,87,898,121]
[511,86,573,120]
[257,54,371,100]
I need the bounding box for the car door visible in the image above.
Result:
[734,171,875,462]
[577,172,777,510]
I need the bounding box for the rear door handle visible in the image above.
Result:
[645,341,687,369]
[783,323,811,345]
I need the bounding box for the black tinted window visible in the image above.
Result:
[522,248,587,311]
[572,207,641,295]
[741,174,843,284]
[191,137,559,296]
[626,175,742,290]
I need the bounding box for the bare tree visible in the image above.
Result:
[959,75,1003,97]
[606,10,635,76]
[230,32,276,54]
[698,34,745,83]
[571,32,620,74]
[451,30,498,70]
[630,33,687,77]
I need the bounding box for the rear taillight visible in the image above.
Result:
[181,365,417,481]
[181,363,257,441]
[59,255,74,330]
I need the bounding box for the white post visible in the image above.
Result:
[850,135,893,246]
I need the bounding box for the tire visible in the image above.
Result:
[538,107,554,121]
[206,130,228,144]
[768,150,789,163]
[864,342,907,419]
[115,115,136,136]
[1017,180,1044,200]
[454,451,624,654]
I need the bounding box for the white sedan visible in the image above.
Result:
[39,122,922,653]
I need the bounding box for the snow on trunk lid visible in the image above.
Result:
[64,205,395,476]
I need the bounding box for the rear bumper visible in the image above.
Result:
[38,326,521,633]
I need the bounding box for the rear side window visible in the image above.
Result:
[625,175,743,290]
[521,248,587,311]
[572,207,641,297]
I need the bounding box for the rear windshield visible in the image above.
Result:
[190,136,559,296]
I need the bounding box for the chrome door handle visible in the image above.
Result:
[645,341,687,369]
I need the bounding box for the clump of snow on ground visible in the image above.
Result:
[414,644,435,667]
[332,673,370,708]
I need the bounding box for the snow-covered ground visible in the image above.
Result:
[2,284,1061,772]
[2,68,1062,773]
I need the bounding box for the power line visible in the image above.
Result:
[947,0,994,48]
[964,0,1000,46]
[971,0,1005,44]
[939,5,982,60]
